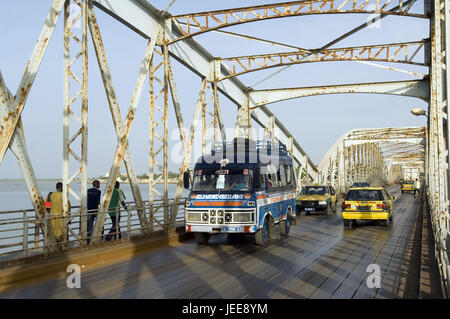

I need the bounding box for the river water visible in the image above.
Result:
[0,180,188,212]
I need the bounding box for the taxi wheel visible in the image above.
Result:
[389,213,393,222]
[382,219,389,227]
[195,232,210,244]
[343,219,350,227]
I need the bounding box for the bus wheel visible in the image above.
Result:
[255,217,269,246]
[280,217,290,236]
[195,232,210,244]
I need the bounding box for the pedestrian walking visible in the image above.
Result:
[106,181,127,241]
[414,178,421,198]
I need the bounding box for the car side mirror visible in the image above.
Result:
[391,196,396,200]
[183,170,190,189]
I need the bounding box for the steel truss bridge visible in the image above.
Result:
[0,0,448,298]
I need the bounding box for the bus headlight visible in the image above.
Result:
[234,213,251,223]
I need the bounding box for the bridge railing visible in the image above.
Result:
[0,198,187,262]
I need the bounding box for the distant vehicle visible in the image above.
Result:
[296,185,337,216]
[401,180,414,194]
[341,187,396,228]
[350,182,370,188]
[183,138,297,246]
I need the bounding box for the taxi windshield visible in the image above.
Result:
[301,186,328,195]
[345,189,384,201]
[192,169,252,192]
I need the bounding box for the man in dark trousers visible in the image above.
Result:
[87,180,102,243]
[106,181,127,241]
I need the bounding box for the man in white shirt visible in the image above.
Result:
[414,178,421,198]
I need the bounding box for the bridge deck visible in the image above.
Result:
[0,186,436,299]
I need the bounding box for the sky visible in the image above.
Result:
[0,0,429,180]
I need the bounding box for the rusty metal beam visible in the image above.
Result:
[0,0,64,164]
[169,79,207,230]
[88,5,158,243]
[170,0,428,44]
[0,72,57,251]
[218,41,428,81]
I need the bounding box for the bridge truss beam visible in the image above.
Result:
[217,41,429,82]
[169,0,429,44]
[318,127,426,193]
[249,80,430,109]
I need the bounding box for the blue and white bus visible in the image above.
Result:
[183,138,297,245]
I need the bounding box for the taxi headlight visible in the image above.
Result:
[319,201,327,205]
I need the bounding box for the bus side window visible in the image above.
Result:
[279,165,287,187]
[268,172,278,190]
[259,174,267,191]
[285,165,293,186]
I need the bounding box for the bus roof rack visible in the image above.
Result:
[211,138,288,156]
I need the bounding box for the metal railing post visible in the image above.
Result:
[23,212,28,257]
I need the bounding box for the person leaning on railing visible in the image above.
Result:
[47,182,71,251]
[87,179,102,244]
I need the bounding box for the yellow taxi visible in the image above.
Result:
[341,187,396,227]
[296,185,337,216]
[401,180,414,194]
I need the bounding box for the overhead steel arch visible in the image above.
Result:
[248,79,430,109]
[317,126,426,193]
[169,0,429,44]
[216,41,429,82]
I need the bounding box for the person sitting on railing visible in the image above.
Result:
[47,182,71,251]
[105,181,127,241]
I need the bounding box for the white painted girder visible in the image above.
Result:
[249,79,430,108]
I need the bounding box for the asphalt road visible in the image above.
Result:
[0,185,422,299]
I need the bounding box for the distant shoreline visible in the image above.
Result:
[0,178,179,184]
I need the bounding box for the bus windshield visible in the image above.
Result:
[301,186,328,195]
[192,170,252,192]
